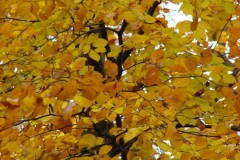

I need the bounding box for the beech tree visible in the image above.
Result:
[0,0,240,159]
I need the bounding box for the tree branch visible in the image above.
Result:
[175,123,212,129]
[178,130,221,138]
[116,1,161,79]
[231,125,240,131]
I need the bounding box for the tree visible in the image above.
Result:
[0,0,240,159]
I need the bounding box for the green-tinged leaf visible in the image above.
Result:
[221,73,235,84]
[93,38,108,48]
[195,97,214,112]
[124,128,141,142]
[210,71,221,83]
[156,141,172,152]
[177,115,191,126]
[144,15,155,23]
[89,50,100,61]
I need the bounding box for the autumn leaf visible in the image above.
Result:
[89,50,100,62]
[58,80,78,100]
[185,56,199,71]
[99,145,112,155]
[104,60,118,78]
[1,0,239,159]
[151,49,164,64]
[144,15,155,23]
[196,119,205,131]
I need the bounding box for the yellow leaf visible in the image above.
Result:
[218,31,228,43]
[89,50,100,62]
[124,11,137,23]
[67,43,76,51]
[176,116,191,126]
[108,47,121,57]
[16,2,31,18]
[31,61,49,69]
[99,145,112,155]
[124,128,141,142]
[165,123,179,139]
[70,57,86,70]
[80,134,97,146]
[95,47,106,53]
[158,85,172,99]
[130,34,148,44]
[93,38,108,48]
[138,149,153,159]
[144,15,155,23]
[224,2,235,14]
[63,135,77,144]
[74,95,93,108]
[210,71,221,83]
[4,141,20,152]
[194,136,208,147]
[176,20,191,34]
[156,141,172,152]
[114,107,124,114]
[215,45,226,54]
[171,88,187,103]
[173,78,189,88]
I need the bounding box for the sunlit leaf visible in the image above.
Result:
[124,128,141,142]
[210,71,221,83]
[70,57,86,70]
[89,50,100,62]
[144,15,155,23]
[80,134,97,146]
[0,0,238,159]
[93,38,108,48]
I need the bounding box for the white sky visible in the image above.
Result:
[162,2,192,27]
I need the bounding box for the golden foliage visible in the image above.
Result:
[0,0,240,159]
